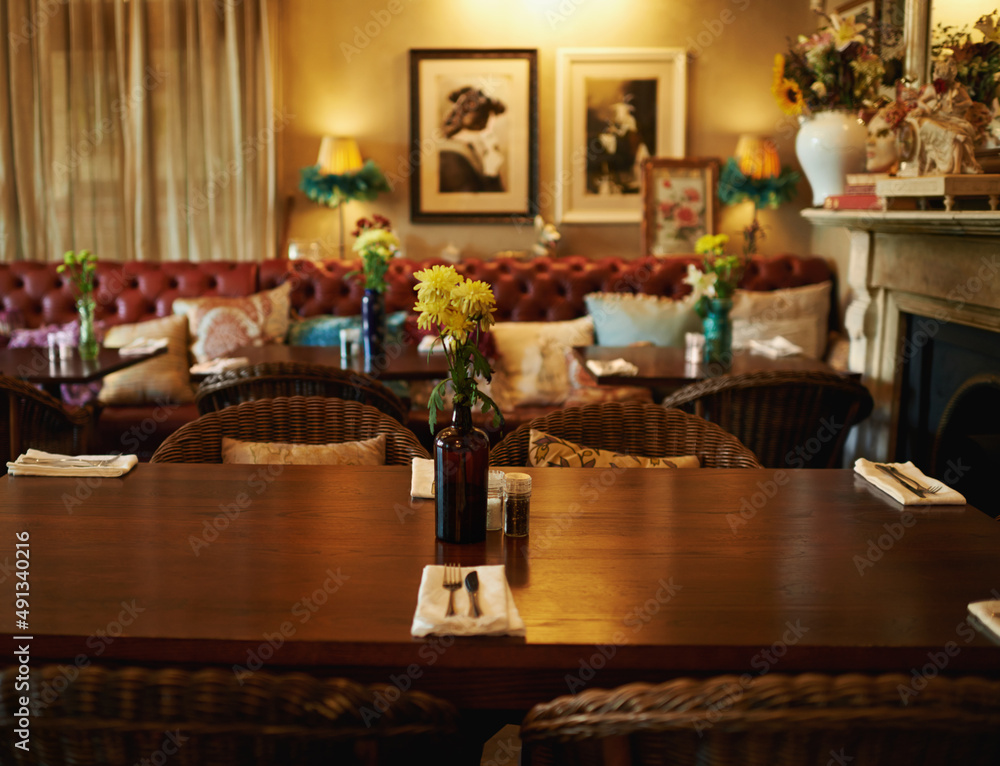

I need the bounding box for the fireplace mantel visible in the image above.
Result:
[803,209,1000,464]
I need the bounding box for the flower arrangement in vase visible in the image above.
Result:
[773,13,885,204]
[351,215,400,371]
[57,249,100,360]
[684,234,746,371]
[413,265,503,544]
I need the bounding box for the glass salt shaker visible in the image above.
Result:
[503,472,531,537]
[487,470,505,531]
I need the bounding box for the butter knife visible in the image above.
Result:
[464,570,482,618]
[875,463,927,498]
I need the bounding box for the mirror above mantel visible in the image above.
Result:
[904,0,999,84]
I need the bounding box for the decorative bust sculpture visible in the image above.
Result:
[865,108,901,173]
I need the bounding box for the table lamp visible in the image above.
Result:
[719,134,799,255]
[299,136,391,259]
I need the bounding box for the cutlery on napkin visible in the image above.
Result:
[411,457,435,499]
[967,600,1000,644]
[749,336,803,359]
[6,449,139,478]
[411,564,525,637]
[854,458,966,506]
[118,336,169,356]
[585,358,639,378]
[189,357,251,375]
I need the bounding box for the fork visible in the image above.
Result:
[442,564,462,617]
[875,464,941,497]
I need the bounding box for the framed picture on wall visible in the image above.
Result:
[409,48,538,223]
[640,157,719,256]
[555,47,687,224]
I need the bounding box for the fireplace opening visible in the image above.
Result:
[897,315,1000,518]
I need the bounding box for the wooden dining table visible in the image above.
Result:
[0,346,167,398]
[2,464,999,710]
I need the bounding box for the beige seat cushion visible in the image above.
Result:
[99,314,195,405]
[221,434,386,465]
[528,428,700,469]
[173,282,292,363]
[731,281,832,359]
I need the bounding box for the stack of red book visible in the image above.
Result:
[822,173,892,210]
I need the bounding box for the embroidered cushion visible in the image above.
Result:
[173,282,292,363]
[220,434,386,465]
[527,428,700,468]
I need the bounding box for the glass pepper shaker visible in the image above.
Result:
[487,470,505,531]
[503,472,531,537]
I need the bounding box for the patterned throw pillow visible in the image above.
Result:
[527,428,700,468]
[490,317,595,407]
[99,315,194,405]
[220,434,386,465]
[172,282,292,363]
[731,281,832,359]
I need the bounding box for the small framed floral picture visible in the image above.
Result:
[640,158,719,256]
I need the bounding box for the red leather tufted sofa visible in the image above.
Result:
[0,254,834,458]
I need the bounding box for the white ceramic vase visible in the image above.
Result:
[795,111,868,206]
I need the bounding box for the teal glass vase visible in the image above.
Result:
[702,297,733,373]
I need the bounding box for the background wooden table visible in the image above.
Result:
[2,465,998,709]
[221,343,451,381]
[0,346,166,398]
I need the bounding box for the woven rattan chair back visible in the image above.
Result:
[520,673,1000,766]
[488,401,762,468]
[0,664,459,766]
[661,370,874,468]
[195,361,408,423]
[0,374,93,471]
[150,395,429,464]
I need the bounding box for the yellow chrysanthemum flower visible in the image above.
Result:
[451,279,496,321]
[353,228,400,256]
[695,233,730,257]
[772,77,805,116]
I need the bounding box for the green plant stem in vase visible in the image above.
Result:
[684,234,746,374]
[57,249,100,361]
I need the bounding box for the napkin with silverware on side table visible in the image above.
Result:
[6,449,138,478]
[411,565,526,637]
[854,458,966,505]
[968,599,1000,644]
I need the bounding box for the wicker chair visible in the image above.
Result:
[0,664,459,766]
[0,374,94,471]
[520,673,1000,766]
[488,401,762,468]
[196,362,409,424]
[150,396,429,464]
[661,370,874,469]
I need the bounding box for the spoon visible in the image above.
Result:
[465,570,481,618]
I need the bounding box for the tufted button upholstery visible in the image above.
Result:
[2,254,832,330]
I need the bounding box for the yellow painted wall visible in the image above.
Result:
[276,0,822,264]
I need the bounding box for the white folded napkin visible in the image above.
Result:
[411,457,435,498]
[411,565,526,637]
[854,458,966,505]
[6,449,138,478]
[417,335,448,353]
[585,358,639,377]
[967,600,1000,643]
[118,337,169,356]
[749,336,803,358]
[189,357,251,375]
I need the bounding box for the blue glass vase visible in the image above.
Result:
[361,288,385,374]
[702,297,733,373]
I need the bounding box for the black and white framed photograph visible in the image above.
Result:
[409,48,538,223]
[555,47,687,224]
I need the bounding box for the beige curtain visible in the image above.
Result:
[0,0,275,262]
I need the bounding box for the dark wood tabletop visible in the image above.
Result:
[573,345,844,387]
[0,346,166,395]
[218,343,451,381]
[2,465,999,709]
